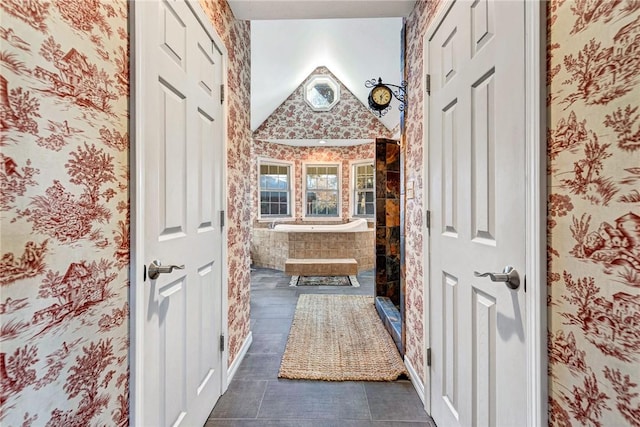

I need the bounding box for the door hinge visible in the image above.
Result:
[426,74,431,96]
[220,84,225,104]
[427,348,432,366]
[219,335,225,352]
[426,210,431,232]
[220,210,225,227]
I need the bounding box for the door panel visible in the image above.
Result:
[472,288,496,427]
[159,277,187,426]
[442,272,458,418]
[139,1,224,425]
[471,69,495,243]
[158,82,187,237]
[428,1,526,426]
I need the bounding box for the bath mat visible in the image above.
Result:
[289,275,360,287]
[278,294,407,381]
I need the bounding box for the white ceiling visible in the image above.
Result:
[233,0,415,141]
[251,17,404,132]
[227,0,417,20]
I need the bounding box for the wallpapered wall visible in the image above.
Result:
[403,0,442,385]
[252,140,374,221]
[254,66,394,140]
[0,0,251,425]
[546,1,640,425]
[198,0,252,371]
[0,1,129,425]
[405,1,640,425]
[252,65,390,221]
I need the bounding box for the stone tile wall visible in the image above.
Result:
[251,230,374,272]
[375,139,402,305]
[250,228,289,270]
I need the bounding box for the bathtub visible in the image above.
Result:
[273,218,369,232]
[251,218,374,272]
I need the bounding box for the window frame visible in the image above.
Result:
[257,158,294,220]
[303,74,341,112]
[302,161,342,220]
[350,160,375,219]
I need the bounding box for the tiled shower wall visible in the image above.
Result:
[375,139,402,305]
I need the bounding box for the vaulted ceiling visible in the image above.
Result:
[226,0,417,138]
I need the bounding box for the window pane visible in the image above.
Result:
[259,164,291,216]
[305,164,339,216]
[354,189,374,217]
[365,176,374,189]
[307,175,316,189]
[328,175,338,189]
[365,202,374,215]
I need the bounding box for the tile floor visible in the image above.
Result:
[205,268,437,426]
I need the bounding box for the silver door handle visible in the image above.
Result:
[474,266,520,290]
[148,260,185,280]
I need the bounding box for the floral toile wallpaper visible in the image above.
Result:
[198,0,252,371]
[0,0,251,425]
[406,0,640,425]
[252,140,374,221]
[254,66,394,141]
[252,65,390,222]
[547,1,640,425]
[0,0,130,425]
[404,0,443,385]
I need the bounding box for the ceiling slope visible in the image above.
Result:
[254,66,394,146]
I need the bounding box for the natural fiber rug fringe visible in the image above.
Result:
[278,294,407,381]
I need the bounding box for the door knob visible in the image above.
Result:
[474,266,520,290]
[147,260,185,280]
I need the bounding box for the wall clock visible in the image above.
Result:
[364,77,407,117]
[368,84,393,111]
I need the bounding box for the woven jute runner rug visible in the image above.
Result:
[278,294,407,381]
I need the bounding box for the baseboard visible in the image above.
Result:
[227,331,252,383]
[404,356,425,405]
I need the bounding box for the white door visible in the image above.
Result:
[428,1,526,426]
[137,1,225,425]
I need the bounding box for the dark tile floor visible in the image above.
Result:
[205,268,436,427]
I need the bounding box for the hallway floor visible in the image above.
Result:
[205,268,436,426]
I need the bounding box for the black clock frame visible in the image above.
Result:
[364,77,408,117]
